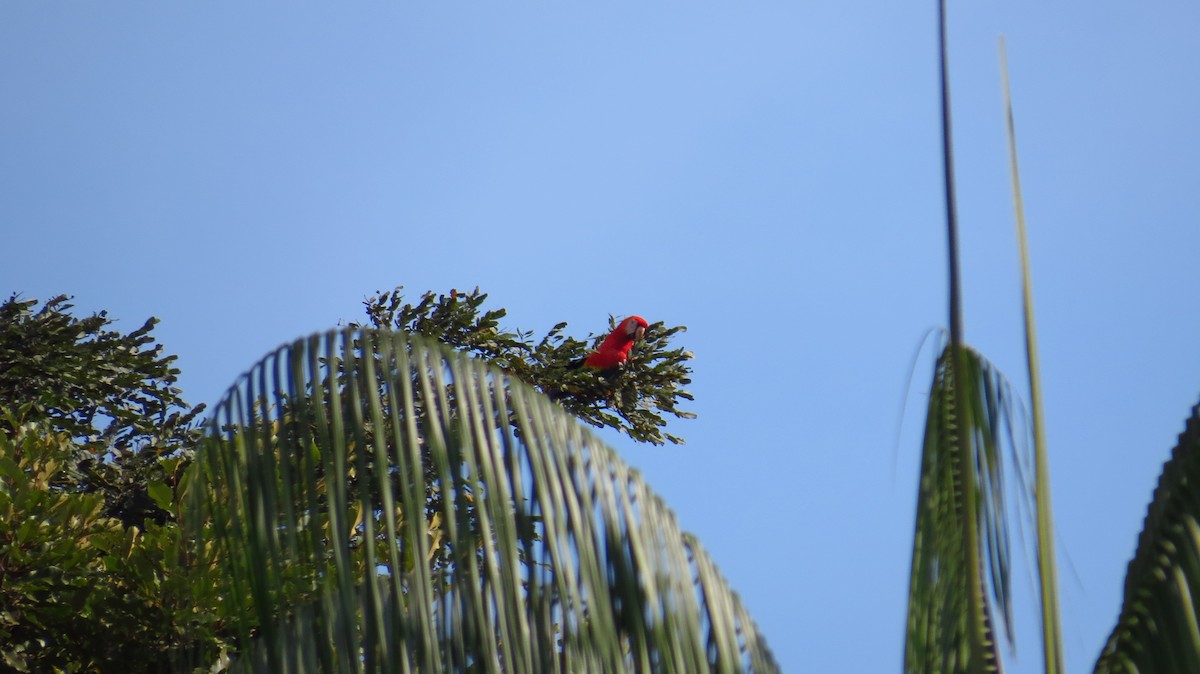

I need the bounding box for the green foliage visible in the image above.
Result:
[358,287,695,445]
[904,341,1027,674]
[0,290,703,674]
[0,294,204,528]
[186,328,776,673]
[0,294,201,454]
[0,417,227,673]
[1094,400,1200,674]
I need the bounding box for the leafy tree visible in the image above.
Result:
[356,286,695,445]
[0,417,227,673]
[0,287,706,672]
[0,294,204,528]
[0,294,201,454]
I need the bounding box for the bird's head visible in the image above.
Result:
[622,315,648,343]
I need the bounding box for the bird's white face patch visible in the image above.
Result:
[622,318,646,342]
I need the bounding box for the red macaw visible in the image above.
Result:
[575,315,649,369]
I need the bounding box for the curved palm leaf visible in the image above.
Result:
[1094,400,1200,674]
[182,328,778,673]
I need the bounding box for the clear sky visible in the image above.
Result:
[3,2,1198,672]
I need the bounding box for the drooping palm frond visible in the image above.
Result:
[904,339,1029,674]
[181,328,777,674]
[1094,400,1200,674]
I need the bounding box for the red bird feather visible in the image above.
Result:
[581,315,648,369]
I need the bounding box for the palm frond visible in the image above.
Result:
[181,328,778,673]
[1094,400,1200,674]
[905,340,1030,674]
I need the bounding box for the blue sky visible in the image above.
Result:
[3,2,1198,671]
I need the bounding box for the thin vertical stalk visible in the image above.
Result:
[940,0,964,345]
[1000,36,1065,674]
[938,1,987,670]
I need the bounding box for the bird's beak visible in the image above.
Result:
[634,325,646,342]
